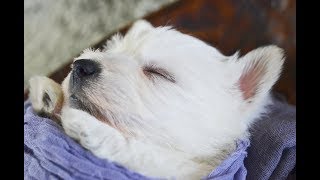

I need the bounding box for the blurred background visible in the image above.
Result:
[24,0,295,106]
[24,0,177,89]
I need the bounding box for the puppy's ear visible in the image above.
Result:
[235,45,285,102]
[29,76,64,121]
[126,19,154,37]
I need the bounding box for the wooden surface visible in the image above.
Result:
[25,0,296,105]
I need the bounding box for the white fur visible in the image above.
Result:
[30,20,284,179]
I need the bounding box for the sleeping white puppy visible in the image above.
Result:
[29,20,284,179]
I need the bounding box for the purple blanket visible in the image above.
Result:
[24,93,295,180]
[244,93,296,180]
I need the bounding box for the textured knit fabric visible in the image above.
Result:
[206,140,249,180]
[244,93,296,180]
[24,101,249,180]
[24,92,296,180]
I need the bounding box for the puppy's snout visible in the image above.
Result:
[73,59,100,79]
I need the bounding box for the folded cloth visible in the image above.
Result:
[24,101,153,180]
[24,101,249,180]
[24,92,296,180]
[244,93,296,180]
[206,140,249,180]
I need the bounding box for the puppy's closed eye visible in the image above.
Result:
[143,65,175,83]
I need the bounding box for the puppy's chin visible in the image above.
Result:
[68,94,101,119]
[69,94,89,112]
[67,93,121,131]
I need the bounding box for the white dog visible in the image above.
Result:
[29,20,284,179]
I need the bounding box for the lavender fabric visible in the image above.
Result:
[244,93,296,180]
[24,101,249,180]
[24,92,295,180]
[24,101,154,180]
[206,140,249,180]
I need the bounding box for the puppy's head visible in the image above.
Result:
[60,20,284,153]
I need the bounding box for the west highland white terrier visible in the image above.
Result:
[29,20,284,179]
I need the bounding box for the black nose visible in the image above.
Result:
[73,59,100,78]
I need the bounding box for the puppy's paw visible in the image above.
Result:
[29,76,64,121]
[61,108,125,154]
